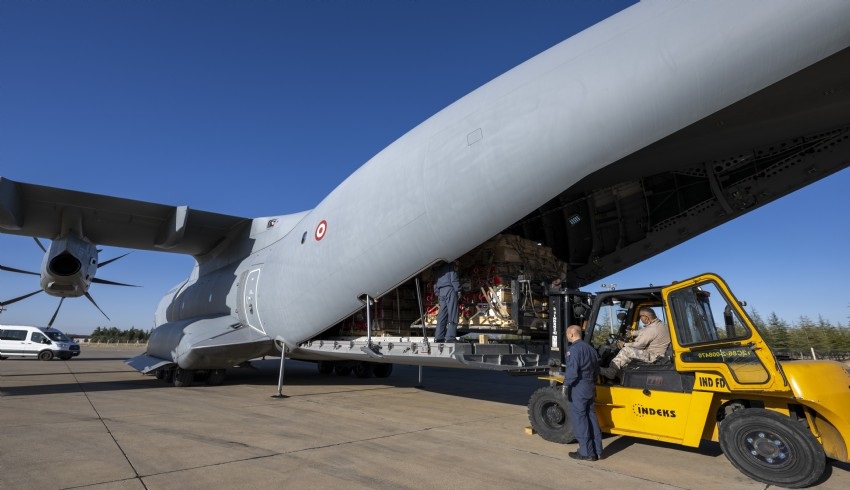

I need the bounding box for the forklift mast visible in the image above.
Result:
[546,286,594,374]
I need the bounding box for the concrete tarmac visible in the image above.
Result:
[1,346,848,490]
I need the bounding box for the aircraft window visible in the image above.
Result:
[301,231,307,244]
[0,329,28,341]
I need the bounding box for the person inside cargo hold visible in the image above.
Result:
[599,306,671,380]
[433,261,461,343]
[565,324,603,461]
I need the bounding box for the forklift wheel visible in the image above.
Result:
[719,408,825,488]
[527,386,575,444]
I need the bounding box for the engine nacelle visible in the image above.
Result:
[39,235,98,297]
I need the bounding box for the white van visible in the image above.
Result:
[0,325,81,360]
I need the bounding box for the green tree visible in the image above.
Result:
[766,312,790,351]
[749,308,771,344]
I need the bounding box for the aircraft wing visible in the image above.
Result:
[0,177,250,257]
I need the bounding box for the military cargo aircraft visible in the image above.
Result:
[2,1,850,384]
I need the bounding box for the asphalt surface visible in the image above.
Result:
[1,345,848,489]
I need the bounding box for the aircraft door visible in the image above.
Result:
[238,268,265,334]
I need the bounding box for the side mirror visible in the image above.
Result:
[42,338,52,345]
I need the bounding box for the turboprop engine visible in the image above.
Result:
[39,234,98,297]
[1,234,136,325]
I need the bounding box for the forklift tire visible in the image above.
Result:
[527,386,575,444]
[719,408,825,488]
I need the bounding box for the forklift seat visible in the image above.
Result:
[621,345,694,392]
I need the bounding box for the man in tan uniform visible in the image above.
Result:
[600,307,671,380]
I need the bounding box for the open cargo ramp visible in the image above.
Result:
[289,336,548,372]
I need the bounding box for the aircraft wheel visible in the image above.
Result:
[38,350,54,361]
[353,362,374,378]
[334,365,352,376]
[527,386,575,444]
[719,408,825,488]
[373,363,393,378]
[173,368,194,387]
[317,361,334,375]
[206,369,226,386]
[155,370,166,380]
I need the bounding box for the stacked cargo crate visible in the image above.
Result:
[340,234,566,338]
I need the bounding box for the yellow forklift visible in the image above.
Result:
[528,273,850,488]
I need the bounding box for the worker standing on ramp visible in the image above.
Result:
[433,261,461,343]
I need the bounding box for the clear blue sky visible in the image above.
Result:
[1,1,848,334]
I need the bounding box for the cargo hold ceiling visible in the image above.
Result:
[503,46,850,288]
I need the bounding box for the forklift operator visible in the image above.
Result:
[600,307,671,380]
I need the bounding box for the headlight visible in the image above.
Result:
[57,343,68,348]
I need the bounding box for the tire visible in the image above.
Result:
[719,408,825,488]
[527,386,575,444]
[155,370,166,380]
[173,368,194,387]
[334,365,352,376]
[317,361,334,374]
[373,363,393,378]
[38,350,54,361]
[206,369,226,386]
[353,363,374,378]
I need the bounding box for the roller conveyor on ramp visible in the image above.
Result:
[289,336,549,373]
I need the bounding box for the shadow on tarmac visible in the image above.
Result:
[1,358,546,407]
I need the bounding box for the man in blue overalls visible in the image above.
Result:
[565,324,603,461]
[433,261,460,342]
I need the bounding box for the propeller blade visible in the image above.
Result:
[0,264,40,276]
[1,289,43,306]
[98,252,132,268]
[47,298,65,328]
[84,292,110,321]
[92,277,140,287]
[33,237,47,253]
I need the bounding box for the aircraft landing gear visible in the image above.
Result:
[154,367,227,387]
[173,367,194,387]
[317,361,334,374]
[353,362,374,378]
[206,369,226,386]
